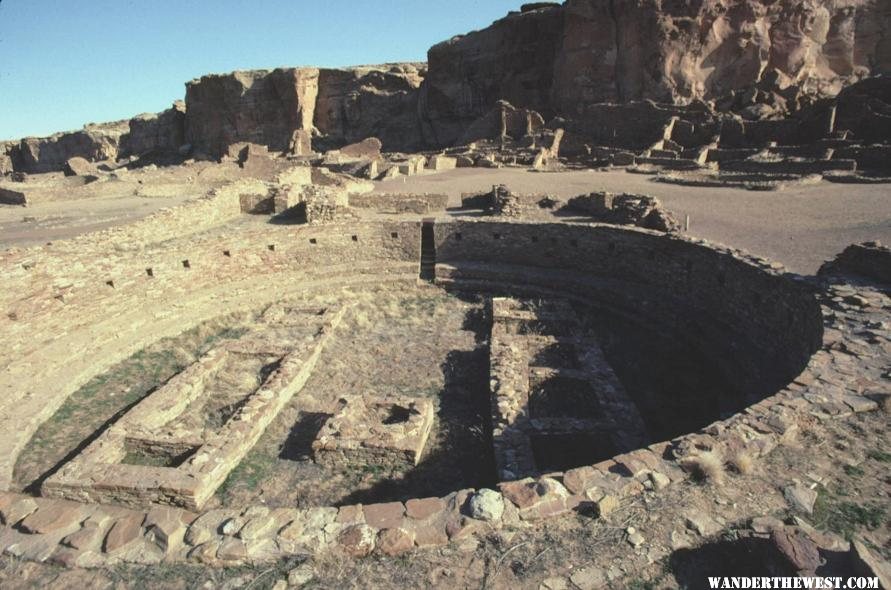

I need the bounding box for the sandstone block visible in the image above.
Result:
[103,514,143,555]
[63,157,98,177]
[19,503,83,535]
[771,527,821,574]
[216,537,248,562]
[336,505,364,525]
[784,484,818,514]
[1,498,38,526]
[377,528,414,556]
[362,502,405,530]
[144,506,188,552]
[405,497,445,521]
[337,524,375,557]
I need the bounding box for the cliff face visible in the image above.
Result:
[7,105,187,174]
[554,0,891,108]
[185,68,320,158]
[421,6,564,146]
[314,64,425,151]
[184,64,425,158]
[4,0,890,172]
[12,121,130,174]
[121,102,186,158]
[422,0,891,143]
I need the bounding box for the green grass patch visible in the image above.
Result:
[867,449,891,463]
[217,450,279,500]
[14,316,252,490]
[813,486,887,540]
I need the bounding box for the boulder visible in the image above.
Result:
[851,539,891,589]
[337,524,376,557]
[468,489,505,522]
[783,483,818,514]
[340,137,382,159]
[0,153,14,175]
[63,157,98,177]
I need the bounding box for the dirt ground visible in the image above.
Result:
[0,192,196,248]
[376,168,891,274]
[212,287,497,509]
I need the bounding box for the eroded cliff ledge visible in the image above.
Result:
[3,0,889,170]
[423,0,891,145]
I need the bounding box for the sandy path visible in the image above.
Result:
[0,193,195,248]
[375,168,891,274]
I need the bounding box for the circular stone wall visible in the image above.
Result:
[0,219,823,491]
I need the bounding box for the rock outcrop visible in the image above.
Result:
[5,105,187,174]
[121,101,186,158]
[183,64,425,158]
[421,5,563,146]
[184,68,320,159]
[11,121,130,174]
[3,0,889,172]
[421,0,891,145]
[313,64,425,152]
[0,142,14,175]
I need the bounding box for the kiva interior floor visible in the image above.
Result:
[14,285,749,511]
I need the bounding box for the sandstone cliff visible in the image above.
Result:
[121,101,186,158]
[5,104,186,174]
[421,5,563,146]
[314,64,425,152]
[422,0,891,145]
[4,0,890,172]
[184,68,319,158]
[184,64,425,158]
[11,120,130,174]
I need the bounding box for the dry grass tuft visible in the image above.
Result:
[681,450,725,484]
[727,450,754,475]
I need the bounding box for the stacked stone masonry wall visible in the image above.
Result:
[5,211,885,570]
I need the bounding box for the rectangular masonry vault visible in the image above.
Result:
[41,304,347,510]
[488,297,649,480]
[312,394,435,470]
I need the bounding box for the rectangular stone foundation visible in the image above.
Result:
[489,297,649,480]
[312,395,434,471]
[42,305,347,510]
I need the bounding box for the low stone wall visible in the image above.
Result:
[720,159,857,174]
[312,395,435,470]
[0,218,424,492]
[43,305,345,510]
[432,221,823,400]
[489,298,649,480]
[0,212,887,571]
[349,192,449,213]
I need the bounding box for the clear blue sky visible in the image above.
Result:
[0,0,522,140]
